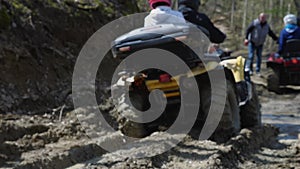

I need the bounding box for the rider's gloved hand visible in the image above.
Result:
[244,39,249,46]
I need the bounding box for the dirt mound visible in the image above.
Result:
[0,113,104,168]
[0,0,140,114]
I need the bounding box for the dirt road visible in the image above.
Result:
[0,78,299,169]
[241,75,300,169]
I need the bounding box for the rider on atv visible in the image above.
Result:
[144,0,186,27]
[277,14,300,56]
[145,0,226,44]
[178,0,226,43]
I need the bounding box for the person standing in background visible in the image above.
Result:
[244,13,278,77]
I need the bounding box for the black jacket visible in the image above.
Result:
[178,2,226,43]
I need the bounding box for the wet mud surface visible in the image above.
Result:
[1,80,299,169]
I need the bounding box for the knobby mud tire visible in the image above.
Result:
[212,79,240,142]
[192,72,240,143]
[266,68,280,93]
[240,82,261,128]
[121,121,150,138]
[119,91,151,138]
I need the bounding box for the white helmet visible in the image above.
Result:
[283,14,297,25]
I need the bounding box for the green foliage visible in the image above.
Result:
[136,0,150,12]
[0,8,11,30]
[45,0,61,8]
[11,0,32,15]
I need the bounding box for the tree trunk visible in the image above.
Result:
[268,0,273,25]
[294,0,300,18]
[230,0,235,29]
[242,0,248,36]
[266,0,274,52]
[280,0,284,16]
[172,0,178,10]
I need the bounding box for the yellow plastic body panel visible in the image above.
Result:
[220,56,245,83]
[144,57,246,99]
[144,61,219,98]
[187,61,219,77]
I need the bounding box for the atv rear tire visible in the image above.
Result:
[116,90,151,138]
[266,68,280,93]
[129,90,150,111]
[240,82,261,128]
[121,121,150,138]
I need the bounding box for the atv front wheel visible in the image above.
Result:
[212,79,240,142]
[192,72,240,142]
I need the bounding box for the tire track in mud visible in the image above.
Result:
[0,112,279,169]
[67,125,278,169]
[0,114,105,168]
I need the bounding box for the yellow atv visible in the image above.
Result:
[111,24,260,141]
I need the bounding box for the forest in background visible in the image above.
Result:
[0,0,299,52]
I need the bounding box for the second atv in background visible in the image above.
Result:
[266,39,300,93]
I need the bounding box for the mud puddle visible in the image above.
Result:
[238,76,300,169]
[254,76,300,142]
